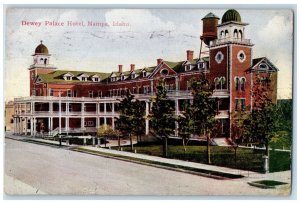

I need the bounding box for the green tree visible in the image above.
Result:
[150,83,176,157]
[243,74,280,156]
[190,76,218,164]
[116,91,145,151]
[178,101,195,152]
[96,124,121,148]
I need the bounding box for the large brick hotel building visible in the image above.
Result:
[13,9,278,140]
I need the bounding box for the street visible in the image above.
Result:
[4,138,290,196]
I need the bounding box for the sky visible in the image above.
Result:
[4,8,294,101]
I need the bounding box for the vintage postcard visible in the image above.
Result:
[4,6,293,196]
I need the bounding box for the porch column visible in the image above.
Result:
[175,99,179,137]
[48,117,51,135]
[112,117,115,130]
[96,103,99,114]
[49,102,53,114]
[15,118,18,134]
[96,117,100,128]
[175,76,179,91]
[145,101,149,135]
[33,117,36,136]
[81,117,85,129]
[66,117,69,133]
[59,99,62,134]
[25,117,28,135]
[50,117,53,134]
[30,117,33,135]
[150,79,154,94]
[13,117,16,134]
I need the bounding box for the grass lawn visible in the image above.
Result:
[118,142,291,173]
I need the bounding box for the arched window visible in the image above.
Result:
[214,77,220,89]
[240,77,246,91]
[44,58,47,65]
[220,30,224,38]
[239,30,243,39]
[225,30,229,38]
[235,77,240,91]
[234,29,238,38]
[40,58,44,62]
[220,77,226,90]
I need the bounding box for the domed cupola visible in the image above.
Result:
[221,9,241,24]
[35,41,49,54]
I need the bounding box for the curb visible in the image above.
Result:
[72,148,241,180]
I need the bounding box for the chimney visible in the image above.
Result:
[118,64,123,73]
[157,58,163,65]
[130,64,135,72]
[186,50,194,61]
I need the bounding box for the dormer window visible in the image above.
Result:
[142,71,147,77]
[259,63,267,71]
[66,76,71,80]
[111,77,116,82]
[121,75,125,81]
[82,77,87,81]
[131,73,136,79]
[94,77,99,82]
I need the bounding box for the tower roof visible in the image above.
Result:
[35,41,49,54]
[202,12,220,20]
[221,9,241,23]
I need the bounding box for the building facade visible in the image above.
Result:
[13,9,278,140]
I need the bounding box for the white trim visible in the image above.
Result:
[215,51,224,64]
[237,50,246,63]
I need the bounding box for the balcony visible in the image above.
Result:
[215,110,229,119]
[210,38,252,47]
[212,90,229,98]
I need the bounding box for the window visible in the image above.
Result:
[121,75,125,81]
[131,73,136,79]
[94,77,99,82]
[67,89,72,97]
[88,91,93,98]
[143,86,149,94]
[142,71,147,77]
[69,104,72,112]
[235,99,246,111]
[214,77,220,89]
[111,77,116,82]
[66,76,71,80]
[82,77,87,81]
[234,29,238,38]
[88,121,94,126]
[215,51,224,64]
[220,77,226,90]
[73,90,77,97]
[160,69,169,76]
[241,77,246,91]
[49,88,53,96]
[235,77,240,91]
[132,87,136,94]
[259,63,267,71]
[237,50,246,63]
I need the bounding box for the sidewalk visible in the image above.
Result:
[79,145,291,183]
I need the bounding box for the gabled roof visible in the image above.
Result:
[249,57,279,72]
[38,70,110,83]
